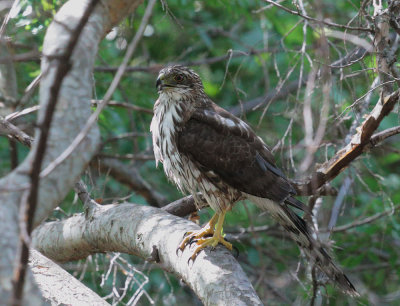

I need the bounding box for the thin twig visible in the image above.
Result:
[91,100,153,114]
[97,153,154,161]
[94,48,274,73]
[262,0,373,33]
[324,204,400,233]
[0,116,33,147]
[368,125,400,147]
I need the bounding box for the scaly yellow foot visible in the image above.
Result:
[177,212,232,263]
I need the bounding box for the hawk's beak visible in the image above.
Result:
[156,73,165,92]
[156,77,162,91]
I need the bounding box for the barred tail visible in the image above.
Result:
[247,195,359,297]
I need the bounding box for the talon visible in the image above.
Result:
[176,247,183,256]
[189,238,198,246]
[188,254,197,264]
[187,256,196,265]
[183,231,192,238]
[177,212,233,264]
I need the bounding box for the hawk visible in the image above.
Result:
[151,65,357,296]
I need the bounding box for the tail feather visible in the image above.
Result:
[284,195,312,215]
[247,195,359,297]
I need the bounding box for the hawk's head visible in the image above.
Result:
[156,65,203,94]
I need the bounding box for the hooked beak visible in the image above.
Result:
[156,77,162,91]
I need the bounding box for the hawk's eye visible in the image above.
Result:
[174,74,184,82]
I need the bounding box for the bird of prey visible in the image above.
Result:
[151,65,358,296]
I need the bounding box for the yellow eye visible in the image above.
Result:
[174,74,184,82]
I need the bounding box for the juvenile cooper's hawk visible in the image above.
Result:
[151,65,357,296]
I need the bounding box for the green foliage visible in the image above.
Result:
[2,0,400,304]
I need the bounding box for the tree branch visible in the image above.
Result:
[30,250,108,305]
[32,203,262,306]
[12,1,101,303]
[369,125,400,147]
[13,0,98,305]
[323,204,400,233]
[0,116,33,147]
[0,0,142,302]
[297,90,400,195]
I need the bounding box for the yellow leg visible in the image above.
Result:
[177,211,232,263]
[177,213,218,253]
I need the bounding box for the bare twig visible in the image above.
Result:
[3,97,153,123]
[91,99,153,114]
[262,0,373,32]
[0,116,33,147]
[94,48,274,73]
[103,131,149,143]
[323,204,400,233]
[5,106,40,121]
[96,153,154,161]
[368,125,400,147]
[0,50,41,64]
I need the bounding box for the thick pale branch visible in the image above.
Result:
[32,203,262,306]
[0,0,143,301]
[12,2,102,302]
[30,250,108,305]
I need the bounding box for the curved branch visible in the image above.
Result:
[30,250,108,305]
[32,203,262,306]
[297,90,400,195]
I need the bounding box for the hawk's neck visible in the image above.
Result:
[151,91,191,165]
